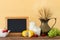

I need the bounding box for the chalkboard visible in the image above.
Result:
[7,19,26,32]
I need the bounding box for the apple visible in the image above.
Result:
[33,34,38,37]
[3,30,8,33]
[41,34,46,37]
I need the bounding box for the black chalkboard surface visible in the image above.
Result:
[7,19,26,32]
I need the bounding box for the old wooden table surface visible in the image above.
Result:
[0,33,59,40]
[0,36,60,40]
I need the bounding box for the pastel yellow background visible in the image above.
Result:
[0,0,60,29]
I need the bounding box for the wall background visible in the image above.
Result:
[0,0,60,29]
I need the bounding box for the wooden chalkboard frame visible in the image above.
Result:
[5,16,29,32]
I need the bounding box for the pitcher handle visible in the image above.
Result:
[49,18,56,29]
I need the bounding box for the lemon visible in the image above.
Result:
[28,30,34,37]
[22,30,28,37]
[22,30,34,37]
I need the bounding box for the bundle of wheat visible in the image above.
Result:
[38,8,52,20]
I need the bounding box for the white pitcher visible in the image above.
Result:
[29,21,41,36]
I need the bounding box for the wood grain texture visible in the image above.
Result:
[5,33,60,40]
[0,36,60,40]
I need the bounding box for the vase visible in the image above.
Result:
[40,18,56,35]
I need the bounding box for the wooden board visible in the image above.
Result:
[7,32,22,37]
[0,36,60,40]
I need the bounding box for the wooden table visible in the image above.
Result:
[0,36,60,40]
[0,33,60,40]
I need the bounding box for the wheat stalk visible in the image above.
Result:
[38,8,52,20]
